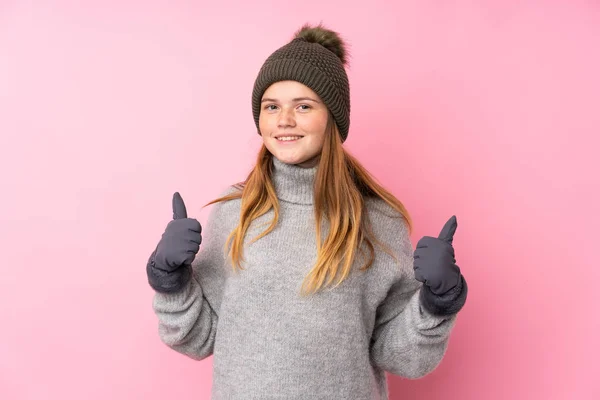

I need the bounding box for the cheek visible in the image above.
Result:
[316,119,329,139]
[258,116,274,136]
[303,113,328,134]
[258,114,267,131]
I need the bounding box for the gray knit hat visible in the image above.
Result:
[251,23,351,143]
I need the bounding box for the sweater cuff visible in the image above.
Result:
[419,274,468,317]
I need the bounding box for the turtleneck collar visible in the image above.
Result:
[271,157,317,205]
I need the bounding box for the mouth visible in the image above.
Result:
[274,135,304,142]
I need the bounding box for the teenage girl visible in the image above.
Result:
[146,23,468,400]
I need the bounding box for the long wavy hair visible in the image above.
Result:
[204,113,413,296]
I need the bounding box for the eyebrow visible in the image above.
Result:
[261,97,321,103]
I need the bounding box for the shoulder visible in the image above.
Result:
[205,184,243,226]
[217,184,243,202]
[364,196,408,233]
[363,196,412,257]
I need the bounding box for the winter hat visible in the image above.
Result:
[251,23,351,143]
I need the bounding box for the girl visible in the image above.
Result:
[147,23,468,400]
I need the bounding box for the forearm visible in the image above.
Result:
[152,276,218,361]
[370,287,458,379]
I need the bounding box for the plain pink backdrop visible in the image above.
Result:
[1,1,598,399]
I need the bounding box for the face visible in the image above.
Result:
[259,80,329,168]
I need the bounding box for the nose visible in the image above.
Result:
[277,107,296,128]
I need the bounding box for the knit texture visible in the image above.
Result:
[152,158,463,399]
[252,37,351,142]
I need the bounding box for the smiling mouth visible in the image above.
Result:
[275,136,303,142]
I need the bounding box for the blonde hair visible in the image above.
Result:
[204,114,413,296]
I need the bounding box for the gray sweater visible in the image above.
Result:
[152,157,461,399]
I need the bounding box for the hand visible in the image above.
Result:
[152,192,203,271]
[413,215,461,295]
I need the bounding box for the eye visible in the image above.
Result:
[264,104,278,111]
[298,104,311,110]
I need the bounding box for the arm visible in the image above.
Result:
[152,274,218,361]
[369,271,467,379]
[368,205,468,378]
[151,189,234,360]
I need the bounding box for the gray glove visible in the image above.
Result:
[413,215,468,316]
[413,215,461,295]
[146,192,202,293]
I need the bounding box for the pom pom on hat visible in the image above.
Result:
[293,22,349,66]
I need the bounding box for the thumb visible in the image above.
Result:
[438,215,457,245]
[172,192,188,220]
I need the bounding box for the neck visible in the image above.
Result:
[271,157,317,205]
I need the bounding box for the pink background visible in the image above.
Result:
[1,1,598,399]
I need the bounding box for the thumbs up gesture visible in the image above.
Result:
[152,192,203,270]
[147,192,202,293]
[413,215,462,295]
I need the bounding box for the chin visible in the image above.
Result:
[276,156,302,164]
[273,155,309,165]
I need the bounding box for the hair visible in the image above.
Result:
[203,113,413,296]
[203,23,413,296]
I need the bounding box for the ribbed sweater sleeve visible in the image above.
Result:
[367,201,464,379]
[151,187,236,360]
